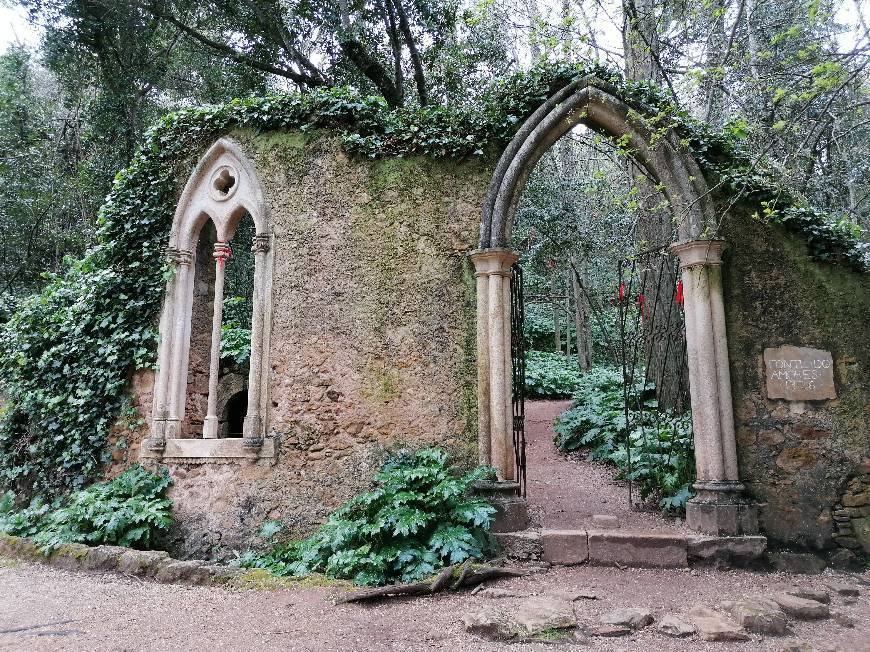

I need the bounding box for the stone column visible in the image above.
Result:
[144,247,193,455]
[242,233,270,450]
[203,241,231,439]
[470,249,519,480]
[163,247,194,441]
[669,240,757,536]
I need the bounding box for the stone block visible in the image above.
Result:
[587,530,687,568]
[512,597,576,635]
[768,593,830,619]
[599,607,653,630]
[462,606,516,641]
[82,545,129,571]
[48,543,91,571]
[687,535,767,567]
[490,499,530,533]
[0,533,21,556]
[493,531,542,561]
[688,606,749,642]
[658,614,696,637]
[117,549,170,576]
[540,530,588,565]
[154,559,211,584]
[851,516,870,554]
[769,551,827,575]
[686,500,759,536]
[720,599,788,635]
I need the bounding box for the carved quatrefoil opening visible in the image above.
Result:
[209,165,238,201]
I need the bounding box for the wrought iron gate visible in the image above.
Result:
[613,249,693,507]
[508,246,693,509]
[510,263,527,497]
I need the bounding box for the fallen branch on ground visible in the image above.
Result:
[334,561,529,604]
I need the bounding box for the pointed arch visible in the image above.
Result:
[479,76,717,248]
[170,137,269,251]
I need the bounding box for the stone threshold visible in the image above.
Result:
[0,533,286,589]
[494,529,768,569]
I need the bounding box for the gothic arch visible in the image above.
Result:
[472,78,757,536]
[145,137,275,460]
[479,76,717,248]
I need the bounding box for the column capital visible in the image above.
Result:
[469,248,519,276]
[165,247,193,266]
[213,241,232,261]
[668,239,727,268]
[251,233,271,254]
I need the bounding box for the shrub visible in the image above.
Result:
[0,464,172,551]
[524,350,583,398]
[553,366,695,513]
[236,448,496,586]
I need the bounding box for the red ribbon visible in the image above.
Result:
[637,293,645,318]
[676,280,684,306]
[618,281,625,302]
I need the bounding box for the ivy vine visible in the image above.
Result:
[0,61,865,497]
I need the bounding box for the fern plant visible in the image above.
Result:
[0,464,173,552]
[553,366,695,513]
[237,448,496,586]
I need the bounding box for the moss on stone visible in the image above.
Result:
[231,567,353,590]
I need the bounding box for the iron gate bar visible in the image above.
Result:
[615,248,692,510]
[510,263,527,497]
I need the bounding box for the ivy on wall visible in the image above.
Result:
[0,61,866,497]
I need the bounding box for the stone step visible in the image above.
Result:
[494,529,767,569]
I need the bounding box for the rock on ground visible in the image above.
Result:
[768,592,831,620]
[462,606,516,641]
[688,605,750,642]
[720,599,788,635]
[512,596,576,635]
[658,614,696,637]
[599,607,654,630]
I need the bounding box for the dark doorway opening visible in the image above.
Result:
[225,390,247,438]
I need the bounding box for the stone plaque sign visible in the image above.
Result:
[763,345,836,401]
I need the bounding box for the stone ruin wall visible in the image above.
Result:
[108,131,491,558]
[103,129,870,561]
[722,205,870,564]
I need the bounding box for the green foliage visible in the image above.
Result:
[523,309,559,352]
[524,350,583,399]
[220,296,251,365]
[0,60,863,498]
[236,448,496,586]
[554,366,694,513]
[0,464,172,552]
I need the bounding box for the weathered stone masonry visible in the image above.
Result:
[124,131,491,558]
[107,107,867,560]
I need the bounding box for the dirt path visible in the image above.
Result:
[2,558,868,651]
[524,400,687,532]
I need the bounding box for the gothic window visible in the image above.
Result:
[144,138,274,461]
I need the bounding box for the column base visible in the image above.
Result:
[686,482,759,536]
[473,480,529,533]
[203,416,220,439]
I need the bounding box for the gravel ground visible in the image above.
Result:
[525,400,688,532]
[1,557,868,651]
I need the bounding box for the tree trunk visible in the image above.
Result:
[621,0,686,411]
[570,258,592,372]
[551,271,561,352]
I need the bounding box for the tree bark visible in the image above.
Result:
[570,258,592,372]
